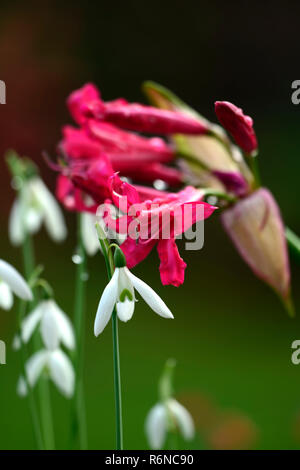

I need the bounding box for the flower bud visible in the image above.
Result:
[215,101,258,155]
[221,188,292,311]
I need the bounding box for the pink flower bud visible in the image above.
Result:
[84,100,208,135]
[221,188,291,309]
[215,101,258,154]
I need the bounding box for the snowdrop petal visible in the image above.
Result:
[94,269,119,336]
[81,212,99,256]
[0,259,33,301]
[17,376,28,397]
[8,199,24,246]
[40,300,61,350]
[116,299,135,322]
[48,349,75,398]
[25,207,43,234]
[25,350,49,387]
[126,269,173,319]
[0,282,13,310]
[30,178,67,242]
[21,303,44,343]
[51,302,75,350]
[145,403,167,449]
[12,334,21,351]
[168,399,195,441]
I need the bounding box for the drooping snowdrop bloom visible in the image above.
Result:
[9,176,67,246]
[0,259,32,310]
[21,299,75,350]
[17,348,75,398]
[145,398,195,449]
[94,247,173,336]
[81,212,99,256]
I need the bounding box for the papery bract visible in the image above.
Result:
[221,188,291,305]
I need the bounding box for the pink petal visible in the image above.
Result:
[215,101,258,154]
[67,83,100,125]
[157,238,187,287]
[120,237,157,269]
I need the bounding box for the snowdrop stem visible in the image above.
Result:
[39,375,55,450]
[99,238,123,450]
[71,213,88,449]
[247,152,261,188]
[21,232,55,449]
[112,309,123,450]
[17,301,44,449]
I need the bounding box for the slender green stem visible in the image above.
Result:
[17,300,44,449]
[39,375,55,450]
[247,153,261,188]
[98,235,123,450]
[71,213,88,449]
[21,232,55,450]
[111,310,123,450]
[286,226,300,261]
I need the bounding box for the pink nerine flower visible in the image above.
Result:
[215,101,258,154]
[104,175,217,287]
[69,83,208,135]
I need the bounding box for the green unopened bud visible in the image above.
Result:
[114,245,127,268]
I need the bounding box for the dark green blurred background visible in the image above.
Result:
[0,0,300,450]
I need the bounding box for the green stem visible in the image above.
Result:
[247,153,261,188]
[21,232,55,450]
[71,213,88,449]
[99,236,123,450]
[17,300,44,449]
[286,226,300,261]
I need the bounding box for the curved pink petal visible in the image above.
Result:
[215,101,258,154]
[157,238,187,286]
[120,237,156,269]
[67,83,100,125]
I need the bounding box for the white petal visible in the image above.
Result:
[0,282,13,310]
[116,299,135,322]
[50,301,75,350]
[48,349,75,398]
[17,376,28,397]
[21,303,44,343]
[81,212,99,256]
[8,199,24,246]
[12,334,21,351]
[168,399,195,441]
[126,269,174,319]
[145,403,167,449]
[40,300,61,350]
[25,350,48,387]
[30,178,67,242]
[0,259,33,301]
[94,269,119,336]
[25,207,43,234]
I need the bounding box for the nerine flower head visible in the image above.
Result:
[102,174,217,287]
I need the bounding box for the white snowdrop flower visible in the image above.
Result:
[0,259,32,310]
[81,212,99,256]
[17,348,75,398]
[145,398,195,449]
[9,176,67,246]
[94,247,173,336]
[21,299,75,351]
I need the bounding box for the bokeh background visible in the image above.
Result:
[0,0,300,450]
